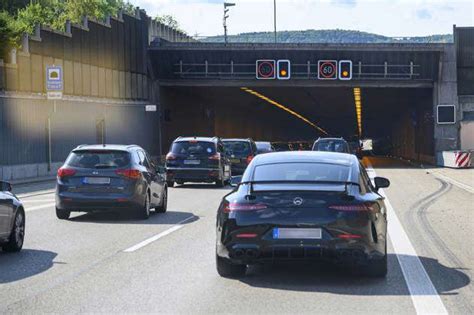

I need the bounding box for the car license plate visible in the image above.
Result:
[83,177,111,185]
[273,228,322,239]
[231,158,240,164]
[184,160,200,165]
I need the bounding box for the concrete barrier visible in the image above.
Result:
[436,150,473,168]
[0,162,63,181]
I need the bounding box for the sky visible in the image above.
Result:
[132,0,474,37]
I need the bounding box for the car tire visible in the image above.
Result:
[215,170,225,187]
[362,254,387,278]
[216,254,246,278]
[2,209,25,252]
[155,188,168,213]
[138,193,151,220]
[56,207,70,220]
[167,181,175,188]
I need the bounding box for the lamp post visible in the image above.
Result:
[223,2,236,45]
[274,0,277,43]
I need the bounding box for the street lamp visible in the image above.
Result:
[274,0,277,43]
[223,2,235,45]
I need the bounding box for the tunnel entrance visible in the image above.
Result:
[160,86,434,162]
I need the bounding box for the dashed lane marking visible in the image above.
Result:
[24,203,56,212]
[123,215,195,253]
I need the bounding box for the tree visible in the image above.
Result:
[154,14,185,33]
[0,0,30,16]
[0,11,16,58]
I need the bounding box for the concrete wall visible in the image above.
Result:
[433,45,459,160]
[0,8,176,181]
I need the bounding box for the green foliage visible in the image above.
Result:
[203,29,453,44]
[0,0,136,58]
[0,0,30,16]
[0,11,16,58]
[154,14,185,34]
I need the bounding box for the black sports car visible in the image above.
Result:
[216,151,390,278]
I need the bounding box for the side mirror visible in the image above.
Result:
[374,177,390,191]
[230,176,242,188]
[0,181,12,192]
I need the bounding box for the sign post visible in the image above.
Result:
[46,65,63,171]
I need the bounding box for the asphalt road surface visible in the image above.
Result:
[1,157,472,314]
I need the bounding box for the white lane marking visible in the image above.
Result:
[25,203,56,212]
[17,189,56,199]
[22,199,56,203]
[366,161,448,315]
[123,216,195,253]
[429,171,474,194]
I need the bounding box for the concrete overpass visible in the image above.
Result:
[150,39,465,164]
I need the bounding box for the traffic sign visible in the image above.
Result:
[145,105,157,112]
[318,60,337,80]
[437,105,456,124]
[338,60,353,80]
[47,91,63,100]
[277,60,291,80]
[46,65,63,91]
[256,60,276,80]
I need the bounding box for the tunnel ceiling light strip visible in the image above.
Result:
[240,87,329,135]
[353,87,362,137]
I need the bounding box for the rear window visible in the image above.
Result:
[314,140,348,153]
[171,141,216,155]
[253,163,351,182]
[256,142,272,151]
[66,150,131,169]
[224,141,251,157]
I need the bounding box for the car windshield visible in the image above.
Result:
[253,162,351,183]
[171,141,216,155]
[66,150,131,169]
[315,140,348,153]
[223,141,251,157]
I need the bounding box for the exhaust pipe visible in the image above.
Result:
[234,249,244,258]
[245,249,257,258]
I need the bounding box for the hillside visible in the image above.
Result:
[202,29,453,44]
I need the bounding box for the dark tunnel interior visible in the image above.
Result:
[160,86,434,158]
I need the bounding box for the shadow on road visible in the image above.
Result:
[0,249,58,284]
[69,210,198,225]
[239,254,470,296]
[172,183,233,190]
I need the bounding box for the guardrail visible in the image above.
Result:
[172,61,421,80]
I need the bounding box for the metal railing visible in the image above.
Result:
[173,61,421,80]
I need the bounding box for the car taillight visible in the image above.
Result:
[246,155,254,164]
[236,233,258,238]
[337,234,362,239]
[57,168,76,178]
[209,153,220,160]
[115,169,141,179]
[329,203,378,212]
[223,202,267,213]
[166,153,176,160]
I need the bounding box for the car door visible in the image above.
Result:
[139,150,161,206]
[144,150,165,201]
[0,190,13,238]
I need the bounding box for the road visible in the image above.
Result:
[0,157,472,314]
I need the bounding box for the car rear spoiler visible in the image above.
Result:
[240,180,359,198]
